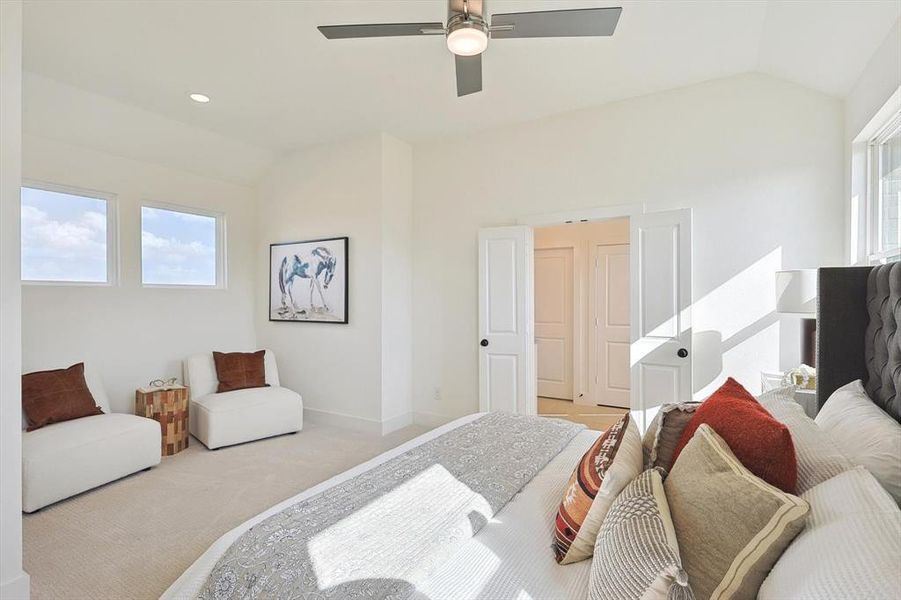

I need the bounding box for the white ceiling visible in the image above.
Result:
[22,0,900,155]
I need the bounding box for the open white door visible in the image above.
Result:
[630,209,692,432]
[478,226,535,414]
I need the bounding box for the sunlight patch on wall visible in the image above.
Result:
[692,247,783,397]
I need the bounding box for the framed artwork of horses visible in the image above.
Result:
[269,237,348,323]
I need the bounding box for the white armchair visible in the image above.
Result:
[22,366,161,513]
[184,350,303,449]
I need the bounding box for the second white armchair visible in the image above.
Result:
[184,350,303,449]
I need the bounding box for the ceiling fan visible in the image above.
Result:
[318,1,622,97]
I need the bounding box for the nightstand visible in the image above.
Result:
[135,386,190,456]
[760,372,817,419]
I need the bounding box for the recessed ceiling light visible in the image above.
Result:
[189,93,210,103]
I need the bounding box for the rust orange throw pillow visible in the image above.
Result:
[553,413,643,564]
[672,377,798,493]
[213,350,269,393]
[22,362,103,431]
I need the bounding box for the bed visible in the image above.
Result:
[162,414,601,600]
[165,264,901,600]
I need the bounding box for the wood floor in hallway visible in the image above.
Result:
[537,396,628,431]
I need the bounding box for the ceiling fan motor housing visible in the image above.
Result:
[446,12,489,56]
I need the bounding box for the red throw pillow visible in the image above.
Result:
[671,377,798,493]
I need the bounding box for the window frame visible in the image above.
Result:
[139,200,227,290]
[20,180,119,287]
[865,112,901,265]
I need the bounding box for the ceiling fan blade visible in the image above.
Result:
[455,54,482,97]
[490,7,622,39]
[318,22,445,39]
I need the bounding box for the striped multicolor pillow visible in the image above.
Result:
[553,413,643,564]
[589,468,695,600]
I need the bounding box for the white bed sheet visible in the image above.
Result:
[162,413,598,600]
[412,428,599,600]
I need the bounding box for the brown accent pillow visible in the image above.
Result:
[213,350,269,393]
[22,362,103,431]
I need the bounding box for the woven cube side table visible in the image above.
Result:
[135,386,189,456]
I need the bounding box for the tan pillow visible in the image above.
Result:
[553,413,643,564]
[642,401,701,471]
[213,350,269,393]
[22,362,103,431]
[664,424,809,600]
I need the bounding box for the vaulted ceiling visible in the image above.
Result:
[23,0,900,155]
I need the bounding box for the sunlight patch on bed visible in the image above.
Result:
[308,463,492,590]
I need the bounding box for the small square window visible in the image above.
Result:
[141,205,223,287]
[21,185,115,284]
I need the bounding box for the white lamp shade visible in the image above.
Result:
[775,269,817,318]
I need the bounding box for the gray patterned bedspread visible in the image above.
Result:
[199,413,583,600]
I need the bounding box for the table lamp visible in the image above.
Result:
[775,269,817,366]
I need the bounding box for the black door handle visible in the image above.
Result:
[480,339,489,347]
[677,348,688,358]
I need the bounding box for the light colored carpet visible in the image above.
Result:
[23,422,427,600]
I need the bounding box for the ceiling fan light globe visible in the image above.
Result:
[447,27,488,56]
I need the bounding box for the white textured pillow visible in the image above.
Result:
[759,467,901,600]
[816,380,901,503]
[757,386,853,494]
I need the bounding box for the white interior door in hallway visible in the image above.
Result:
[534,247,574,400]
[590,243,630,409]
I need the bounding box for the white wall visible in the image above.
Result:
[21,135,258,414]
[845,19,901,144]
[0,1,29,597]
[380,135,414,427]
[412,73,844,422]
[845,19,901,264]
[256,134,413,433]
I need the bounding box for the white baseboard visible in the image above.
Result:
[303,407,382,434]
[303,407,415,436]
[381,412,413,435]
[0,571,30,600]
[413,411,457,429]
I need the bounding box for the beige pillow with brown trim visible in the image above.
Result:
[664,424,809,600]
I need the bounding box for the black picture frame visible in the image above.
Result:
[269,236,349,324]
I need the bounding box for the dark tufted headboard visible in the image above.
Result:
[817,263,901,422]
